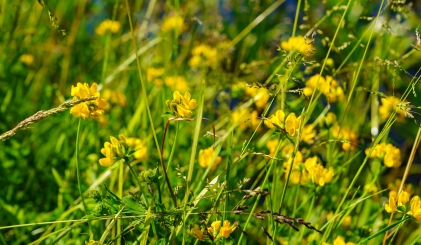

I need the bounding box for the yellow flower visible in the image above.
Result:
[410,196,421,221]
[304,157,334,186]
[379,96,406,121]
[280,35,315,56]
[385,192,397,213]
[101,89,127,107]
[95,19,121,35]
[191,224,204,241]
[244,87,271,110]
[199,148,222,170]
[285,113,301,137]
[264,110,285,129]
[232,108,251,130]
[126,137,148,160]
[70,83,107,119]
[146,67,165,86]
[166,91,196,118]
[365,143,401,168]
[189,44,218,68]
[161,16,186,33]
[85,234,100,245]
[333,235,355,245]
[250,110,261,129]
[303,75,345,102]
[164,76,188,92]
[19,54,34,66]
[330,124,358,151]
[99,135,128,166]
[267,139,279,156]
[211,220,221,231]
[398,191,410,206]
[323,112,337,126]
[301,124,316,144]
[218,220,236,238]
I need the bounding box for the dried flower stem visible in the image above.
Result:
[0,96,98,141]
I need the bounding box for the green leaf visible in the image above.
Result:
[357,216,412,244]
[161,111,175,117]
[122,196,145,215]
[140,206,153,245]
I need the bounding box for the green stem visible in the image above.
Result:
[75,118,91,232]
[117,160,124,245]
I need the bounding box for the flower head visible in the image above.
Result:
[379,96,406,121]
[285,113,301,137]
[99,134,129,167]
[219,220,236,238]
[199,147,222,170]
[165,91,196,118]
[70,83,107,119]
[366,143,401,168]
[188,44,218,68]
[410,196,421,221]
[161,16,186,33]
[264,110,285,129]
[280,36,315,56]
[95,19,121,35]
[126,137,148,160]
[191,224,204,241]
[304,157,334,186]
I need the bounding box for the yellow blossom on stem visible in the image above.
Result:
[126,137,148,160]
[285,113,301,137]
[385,192,397,213]
[398,191,410,206]
[188,44,218,68]
[267,139,279,156]
[379,96,406,121]
[70,83,107,119]
[332,235,355,245]
[165,91,196,118]
[218,220,236,238]
[301,124,316,144]
[191,224,204,241]
[164,76,188,92]
[19,54,34,66]
[245,87,270,110]
[280,35,315,56]
[304,157,334,186]
[264,110,285,129]
[161,16,186,33]
[198,147,222,170]
[95,19,121,35]
[410,196,421,221]
[232,108,251,130]
[366,143,401,168]
[99,135,128,167]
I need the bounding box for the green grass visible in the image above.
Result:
[1,0,421,244]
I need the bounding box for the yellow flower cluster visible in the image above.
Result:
[379,96,406,121]
[188,44,218,68]
[231,109,260,130]
[384,190,421,221]
[278,146,333,186]
[164,76,189,92]
[70,83,107,119]
[99,134,128,167]
[161,16,186,33]
[95,19,121,35]
[101,89,127,107]
[280,35,315,56]
[19,54,34,66]
[126,137,148,160]
[208,220,236,239]
[245,87,270,110]
[322,235,355,245]
[191,224,204,241]
[366,142,401,168]
[304,156,334,186]
[165,91,196,118]
[198,147,222,170]
[146,67,165,86]
[303,75,345,103]
[330,124,358,151]
[265,110,313,140]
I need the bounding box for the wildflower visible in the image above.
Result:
[146,67,165,86]
[264,110,285,129]
[285,113,301,137]
[333,235,355,245]
[70,83,107,119]
[322,112,337,126]
[301,124,316,144]
[99,135,128,167]
[198,147,222,170]
[161,16,186,33]
[330,124,358,151]
[165,91,196,118]
[384,191,409,214]
[250,110,261,129]
[398,191,410,206]
[280,35,315,56]
[303,75,345,103]
[126,137,148,160]
[19,54,34,66]
[232,108,251,130]
[245,87,270,110]
[366,143,401,168]
[95,19,121,35]
[304,157,334,186]
[188,44,218,68]
[191,224,204,241]
[164,76,188,92]
[267,139,279,156]
[379,96,406,121]
[101,89,127,107]
[410,196,421,221]
[218,220,236,238]
[85,234,100,245]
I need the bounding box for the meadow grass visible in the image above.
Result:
[1,0,421,244]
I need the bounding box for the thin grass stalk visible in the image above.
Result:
[124,0,176,206]
[116,160,124,245]
[75,118,91,232]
